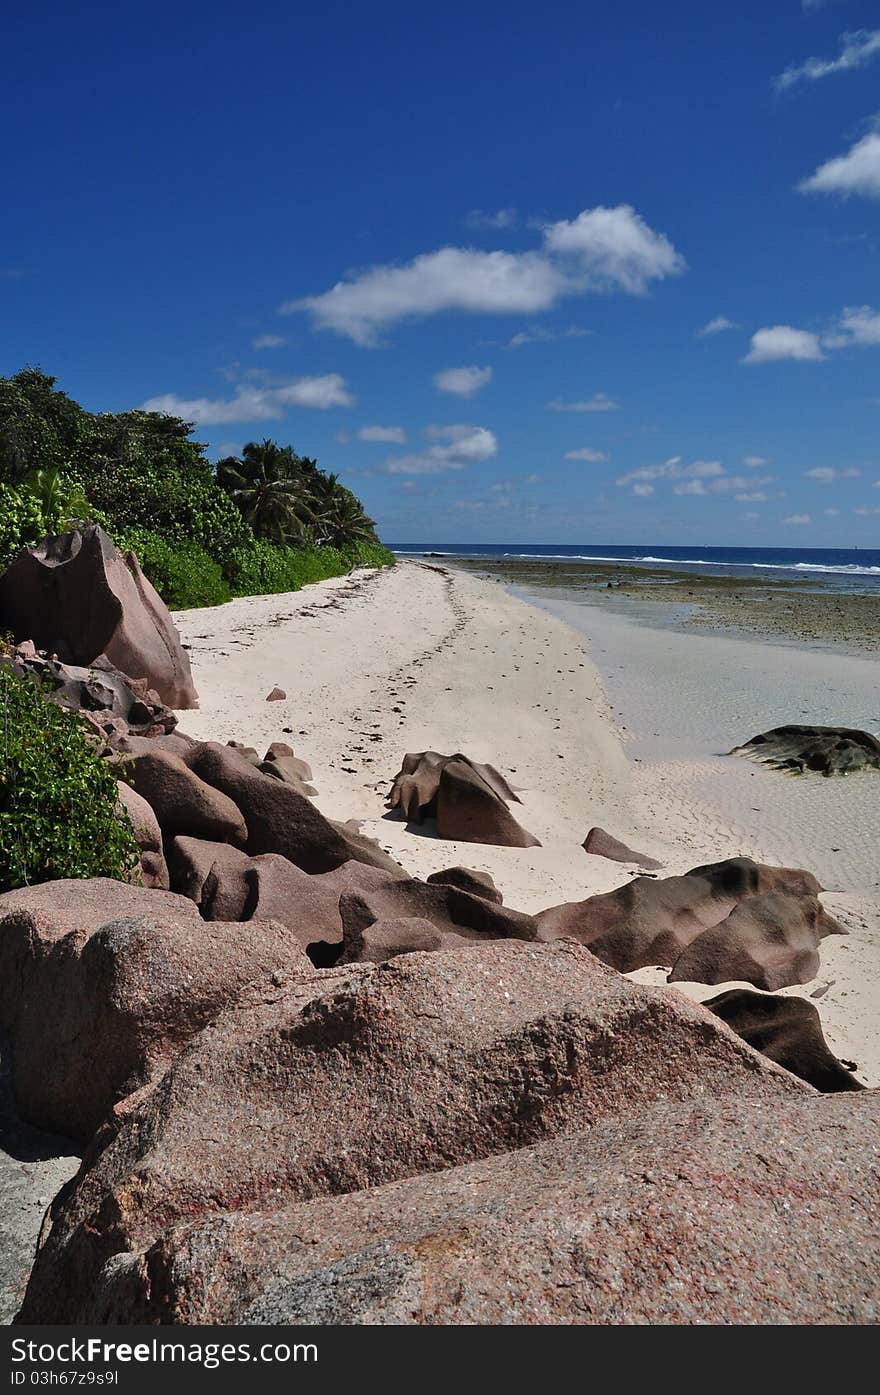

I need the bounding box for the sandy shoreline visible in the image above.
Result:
[175,559,880,1088]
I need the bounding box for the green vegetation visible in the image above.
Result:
[0,665,141,892]
[0,368,394,608]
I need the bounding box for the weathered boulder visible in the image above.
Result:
[167,836,388,951]
[731,725,880,776]
[18,939,807,1321]
[425,866,503,903]
[116,781,169,889]
[389,751,521,822]
[669,891,838,990]
[0,525,197,709]
[707,989,865,1093]
[123,748,249,846]
[62,1093,879,1325]
[0,879,309,1141]
[536,857,840,988]
[389,751,537,847]
[582,826,662,871]
[337,872,537,963]
[183,741,403,875]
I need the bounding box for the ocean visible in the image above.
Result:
[389,544,880,593]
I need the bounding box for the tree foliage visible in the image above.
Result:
[0,665,141,892]
[0,368,392,608]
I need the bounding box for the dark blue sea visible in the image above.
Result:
[389,544,880,593]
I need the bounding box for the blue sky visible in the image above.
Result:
[3,0,880,545]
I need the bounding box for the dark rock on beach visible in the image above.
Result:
[536,857,841,989]
[0,525,197,709]
[731,724,880,776]
[707,988,865,1093]
[389,751,539,847]
[582,826,662,870]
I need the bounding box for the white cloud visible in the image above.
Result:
[743,454,769,467]
[287,204,685,344]
[506,324,588,347]
[674,479,706,496]
[632,483,654,497]
[709,474,775,493]
[775,29,880,91]
[252,334,286,350]
[381,424,498,475]
[743,326,825,363]
[783,513,811,525]
[357,424,407,443]
[564,447,608,462]
[434,365,493,398]
[823,304,880,348]
[141,373,354,423]
[548,392,619,412]
[804,466,862,482]
[854,506,880,515]
[542,204,685,294]
[466,208,518,230]
[799,125,880,199]
[824,507,841,515]
[696,315,739,337]
[617,457,723,486]
[737,491,769,502]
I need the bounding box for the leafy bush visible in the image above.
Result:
[0,483,47,570]
[224,539,394,598]
[117,529,231,610]
[0,666,141,892]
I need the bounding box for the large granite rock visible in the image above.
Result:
[50,1093,880,1325]
[582,826,662,870]
[389,751,539,847]
[0,525,197,709]
[536,857,842,989]
[115,781,169,890]
[0,879,310,1141]
[19,939,807,1321]
[731,725,880,776]
[707,989,865,1093]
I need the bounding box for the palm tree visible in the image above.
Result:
[21,466,91,530]
[314,479,376,547]
[216,440,317,544]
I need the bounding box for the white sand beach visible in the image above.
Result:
[174,559,880,1088]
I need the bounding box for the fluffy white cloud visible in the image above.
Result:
[564,447,608,462]
[674,479,706,496]
[617,457,723,485]
[506,325,588,347]
[737,491,769,502]
[696,315,738,337]
[632,483,654,497]
[542,204,685,294]
[433,365,493,398]
[286,204,685,344]
[799,126,880,199]
[743,326,825,363]
[709,474,775,493]
[357,424,407,443]
[141,373,354,424]
[855,506,880,515]
[823,305,880,348]
[252,334,286,350]
[775,29,880,90]
[804,466,861,482]
[743,454,769,467]
[784,513,811,525]
[548,392,619,412]
[382,424,498,475]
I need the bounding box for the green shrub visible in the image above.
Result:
[117,529,231,610]
[0,666,142,892]
[224,539,394,598]
[0,483,47,570]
